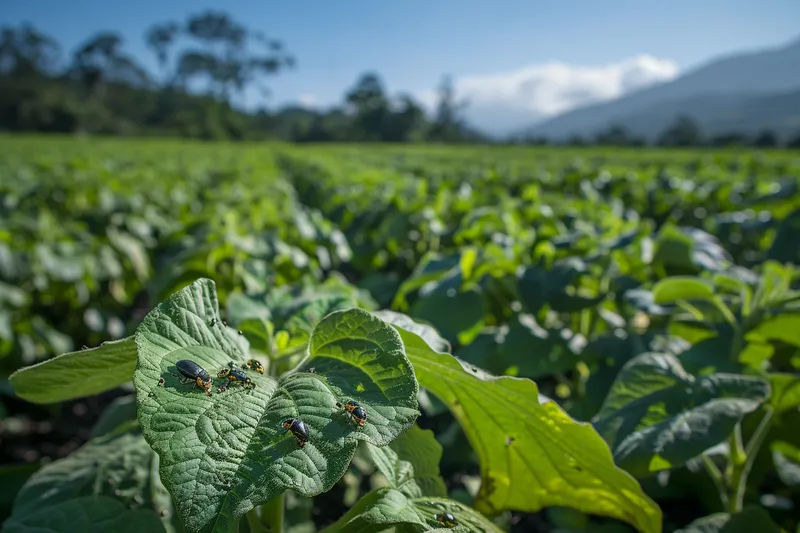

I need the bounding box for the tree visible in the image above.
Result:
[167,11,294,102]
[385,95,426,142]
[344,72,390,141]
[709,132,747,147]
[144,22,179,81]
[70,32,149,94]
[787,131,800,149]
[595,124,644,147]
[658,115,704,147]
[752,130,778,148]
[0,23,61,77]
[429,75,468,142]
[566,134,587,146]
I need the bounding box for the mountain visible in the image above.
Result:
[524,36,800,141]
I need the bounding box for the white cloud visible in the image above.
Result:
[297,93,317,108]
[416,55,680,136]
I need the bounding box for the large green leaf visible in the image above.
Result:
[2,496,167,533]
[6,429,174,533]
[595,352,770,477]
[322,425,500,532]
[375,310,662,533]
[9,336,136,404]
[133,279,419,533]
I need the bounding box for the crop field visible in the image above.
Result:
[1,136,800,533]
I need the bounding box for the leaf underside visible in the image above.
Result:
[9,336,137,404]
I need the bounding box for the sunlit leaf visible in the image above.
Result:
[376,310,662,533]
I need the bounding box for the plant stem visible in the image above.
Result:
[701,454,728,510]
[259,495,285,533]
[246,509,266,533]
[727,423,746,513]
[726,408,773,514]
[730,408,775,513]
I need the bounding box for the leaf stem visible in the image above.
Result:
[246,509,266,533]
[727,408,774,514]
[258,494,285,533]
[701,454,728,510]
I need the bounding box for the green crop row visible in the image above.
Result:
[1,136,799,533]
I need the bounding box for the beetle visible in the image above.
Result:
[217,367,255,389]
[434,513,458,528]
[245,359,264,375]
[282,418,309,447]
[337,400,367,427]
[173,359,213,396]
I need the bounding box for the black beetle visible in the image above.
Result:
[337,400,367,427]
[282,418,309,447]
[434,512,458,527]
[245,359,264,375]
[217,367,255,389]
[173,359,213,396]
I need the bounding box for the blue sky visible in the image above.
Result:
[3,0,799,132]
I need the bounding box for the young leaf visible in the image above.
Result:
[322,424,498,532]
[2,496,166,533]
[9,336,136,404]
[749,312,800,347]
[652,276,715,305]
[768,373,800,413]
[319,489,503,533]
[366,425,447,498]
[133,278,419,533]
[375,310,662,533]
[595,352,770,477]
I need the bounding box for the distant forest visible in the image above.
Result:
[1,12,799,147]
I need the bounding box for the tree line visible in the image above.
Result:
[519,116,800,149]
[0,13,478,142]
[1,13,798,147]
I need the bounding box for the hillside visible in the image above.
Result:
[525,36,800,140]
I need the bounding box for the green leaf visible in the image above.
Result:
[771,441,800,488]
[3,496,166,533]
[652,276,715,305]
[90,394,139,437]
[517,262,604,315]
[133,278,419,533]
[322,424,499,532]
[768,373,800,413]
[375,310,662,533]
[674,506,781,533]
[411,285,485,346]
[367,425,447,498]
[7,429,175,532]
[9,336,137,404]
[749,312,800,347]
[319,488,503,533]
[595,352,770,477]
